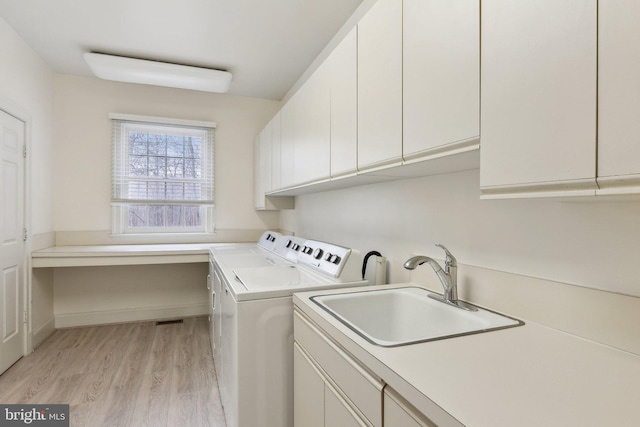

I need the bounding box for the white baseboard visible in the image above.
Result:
[32,316,55,349]
[54,303,209,328]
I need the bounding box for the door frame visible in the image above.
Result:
[1,98,33,356]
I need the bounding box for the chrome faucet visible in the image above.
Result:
[404,244,476,311]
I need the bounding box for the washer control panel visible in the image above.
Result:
[298,240,352,279]
[273,236,306,262]
[257,231,283,250]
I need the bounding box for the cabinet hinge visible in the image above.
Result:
[23,145,27,158]
[23,228,27,242]
[23,311,28,323]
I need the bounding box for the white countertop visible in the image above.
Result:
[293,283,640,427]
[31,243,237,267]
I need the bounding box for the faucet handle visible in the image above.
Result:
[435,244,456,268]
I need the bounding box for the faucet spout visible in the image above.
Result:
[403,255,440,272]
[403,245,476,311]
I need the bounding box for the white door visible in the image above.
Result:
[0,109,25,375]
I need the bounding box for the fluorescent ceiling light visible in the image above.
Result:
[84,52,232,93]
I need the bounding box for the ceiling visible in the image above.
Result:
[0,0,363,100]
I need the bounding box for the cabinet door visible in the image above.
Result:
[293,60,331,185]
[294,344,325,427]
[330,27,358,178]
[597,0,640,193]
[253,124,272,209]
[271,112,282,191]
[480,0,597,197]
[357,0,402,171]
[280,95,297,189]
[403,0,479,161]
[384,388,437,427]
[325,382,369,427]
[253,134,264,209]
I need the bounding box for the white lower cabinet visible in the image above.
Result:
[294,309,449,427]
[294,344,368,427]
[294,311,383,427]
[384,387,437,427]
[325,382,369,427]
[294,344,325,427]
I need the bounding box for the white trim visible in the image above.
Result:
[108,113,216,129]
[54,303,209,328]
[0,99,32,356]
[32,316,55,349]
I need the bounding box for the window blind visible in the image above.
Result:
[111,116,215,206]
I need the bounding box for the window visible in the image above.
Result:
[111,114,215,234]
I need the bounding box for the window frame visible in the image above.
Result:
[110,114,216,235]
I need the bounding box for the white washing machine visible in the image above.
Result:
[209,232,281,370]
[208,232,306,400]
[213,239,369,427]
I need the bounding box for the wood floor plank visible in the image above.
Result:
[98,322,155,427]
[0,317,226,427]
[128,321,178,427]
[38,325,122,404]
[8,327,99,404]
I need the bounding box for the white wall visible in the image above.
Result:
[280,169,640,298]
[53,263,209,328]
[49,75,282,327]
[0,16,54,237]
[0,15,55,346]
[53,74,280,243]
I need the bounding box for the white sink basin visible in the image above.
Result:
[311,287,523,346]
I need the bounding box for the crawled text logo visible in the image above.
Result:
[0,405,69,426]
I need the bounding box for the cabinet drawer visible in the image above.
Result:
[294,311,383,427]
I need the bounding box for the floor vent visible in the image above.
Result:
[156,319,184,326]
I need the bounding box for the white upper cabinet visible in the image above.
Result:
[292,59,331,186]
[329,27,358,178]
[403,0,479,162]
[271,111,282,191]
[254,114,295,210]
[597,0,640,195]
[480,0,598,198]
[253,124,271,210]
[357,0,403,171]
[279,93,297,190]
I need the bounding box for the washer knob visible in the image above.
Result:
[313,248,324,259]
[285,239,293,248]
[324,253,333,262]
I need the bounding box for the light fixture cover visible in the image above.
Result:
[83,52,232,93]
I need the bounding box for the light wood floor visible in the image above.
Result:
[0,316,226,427]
